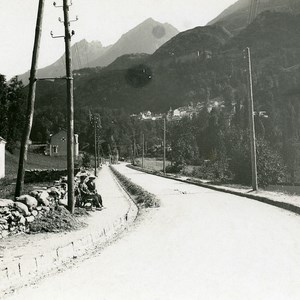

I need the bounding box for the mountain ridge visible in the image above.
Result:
[18,18,179,85]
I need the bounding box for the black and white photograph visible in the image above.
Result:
[1,0,300,299]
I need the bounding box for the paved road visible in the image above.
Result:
[6,164,300,300]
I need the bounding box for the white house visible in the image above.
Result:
[0,137,6,179]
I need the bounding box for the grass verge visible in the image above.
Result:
[110,165,160,208]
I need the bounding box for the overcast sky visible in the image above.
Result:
[0,0,237,79]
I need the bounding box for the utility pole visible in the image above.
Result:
[142,133,145,169]
[15,0,45,197]
[244,47,258,191]
[94,118,97,176]
[133,137,136,165]
[163,118,166,174]
[89,112,100,174]
[63,0,76,213]
[50,0,77,213]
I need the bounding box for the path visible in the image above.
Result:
[5,164,300,299]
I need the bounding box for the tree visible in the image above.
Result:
[0,75,26,152]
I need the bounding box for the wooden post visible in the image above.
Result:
[15,0,45,197]
[245,47,258,191]
[63,0,75,213]
[142,133,144,169]
[94,118,97,176]
[163,118,166,174]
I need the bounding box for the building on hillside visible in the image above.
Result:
[0,137,6,179]
[49,130,79,157]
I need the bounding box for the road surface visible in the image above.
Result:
[6,164,300,300]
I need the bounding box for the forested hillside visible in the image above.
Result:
[3,11,300,186]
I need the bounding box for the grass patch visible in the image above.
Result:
[110,166,160,208]
[1,150,72,200]
[134,157,171,172]
[5,150,68,179]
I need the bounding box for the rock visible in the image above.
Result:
[31,210,38,217]
[12,211,21,218]
[1,230,9,238]
[14,202,30,216]
[19,216,26,225]
[0,199,14,208]
[29,190,40,199]
[47,187,61,199]
[42,207,50,213]
[0,207,10,215]
[26,216,35,223]
[38,196,50,207]
[0,218,7,225]
[15,195,38,210]
[36,206,42,211]
[31,190,50,206]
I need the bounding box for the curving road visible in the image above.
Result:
[6,164,300,300]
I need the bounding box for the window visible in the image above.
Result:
[52,145,58,154]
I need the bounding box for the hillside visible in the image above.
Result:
[208,0,300,34]
[33,12,300,113]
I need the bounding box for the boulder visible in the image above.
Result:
[47,187,61,199]
[0,218,7,225]
[15,195,38,210]
[31,210,38,217]
[29,190,40,199]
[19,216,26,225]
[14,202,30,216]
[0,199,14,208]
[37,191,50,206]
[26,216,35,223]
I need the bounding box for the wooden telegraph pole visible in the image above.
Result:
[15,0,45,197]
[63,0,75,213]
[163,118,166,174]
[94,117,98,176]
[244,47,258,191]
[142,133,145,169]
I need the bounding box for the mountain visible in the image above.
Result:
[208,0,300,34]
[18,18,179,85]
[33,11,300,114]
[90,18,179,67]
[18,39,109,85]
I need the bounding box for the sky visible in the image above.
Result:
[0,0,237,79]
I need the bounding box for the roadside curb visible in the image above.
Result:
[128,165,300,216]
[0,168,138,296]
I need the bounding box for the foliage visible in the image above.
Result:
[81,152,91,168]
[0,75,26,152]
[228,132,287,187]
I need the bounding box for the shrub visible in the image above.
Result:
[229,137,287,187]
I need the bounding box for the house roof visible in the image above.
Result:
[0,136,6,144]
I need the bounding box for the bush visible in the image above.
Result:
[165,162,185,174]
[229,137,287,187]
[190,158,232,183]
[81,152,91,168]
